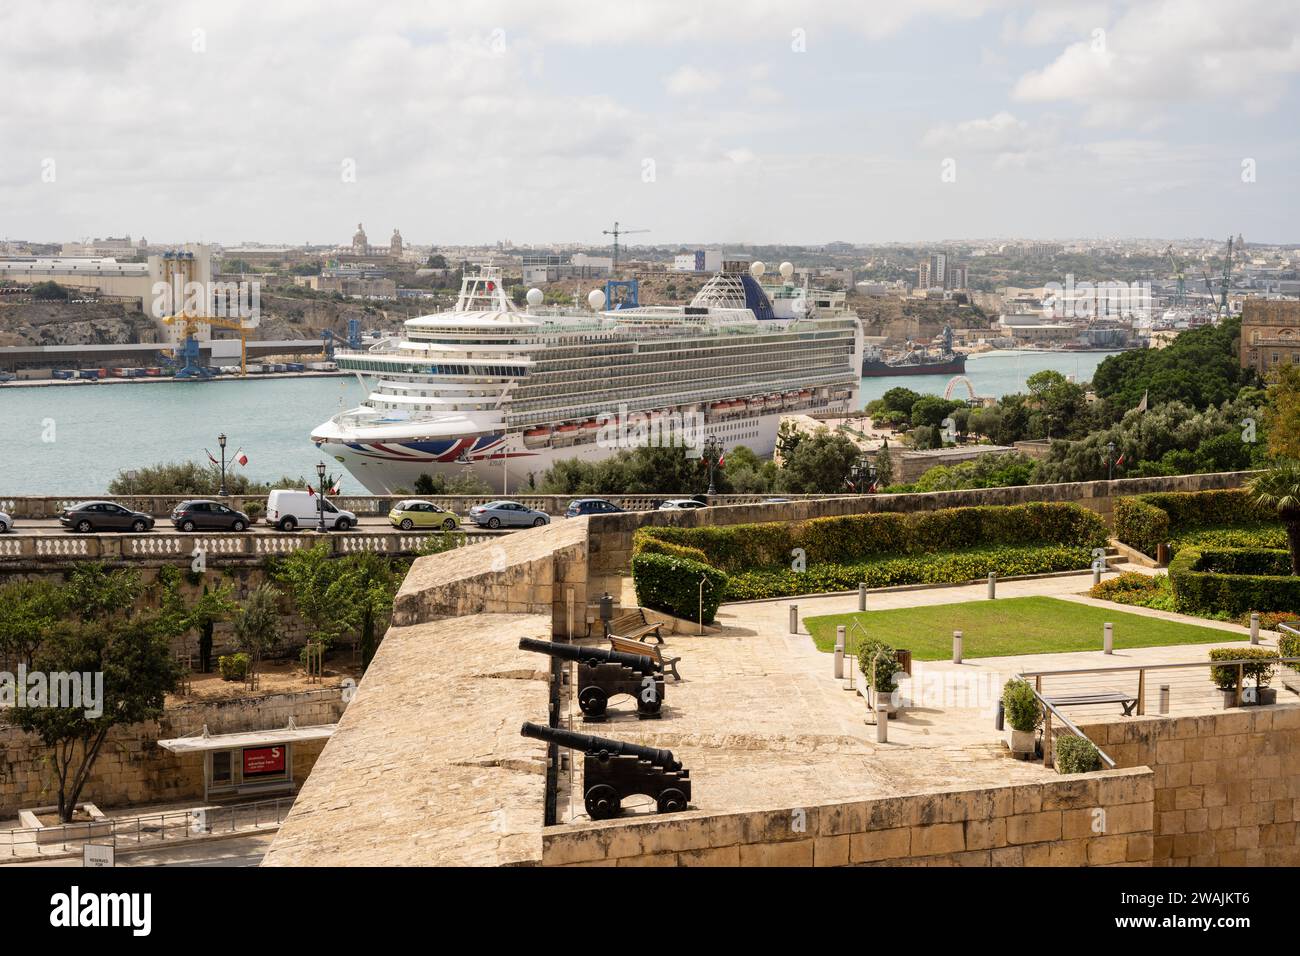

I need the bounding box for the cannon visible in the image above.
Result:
[519,637,665,720]
[521,722,691,820]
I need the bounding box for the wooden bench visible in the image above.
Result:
[609,634,682,682]
[1044,689,1139,716]
[608,608,666,645]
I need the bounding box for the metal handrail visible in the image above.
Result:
[1018,655,1300,678]
[1023,683,1117,770]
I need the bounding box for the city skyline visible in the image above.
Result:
[2,0,1299,246]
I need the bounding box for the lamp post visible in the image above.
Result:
[702,436,722,496]
[1106,440,1116,481]
[849,457,877,494]
[315,461,328,533]
[217,433,228,497]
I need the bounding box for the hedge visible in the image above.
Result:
[1115,489,1277,558]
[1208,647,1278,689]
[1054,735,1102,774]
[722,545,1093,601]
[1169,546,1300,617]
[635,502,1107,574]
[634,537,710,564]
[631,552,729,625]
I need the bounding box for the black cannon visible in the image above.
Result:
[521,722,691,820]
[519,637,665,720]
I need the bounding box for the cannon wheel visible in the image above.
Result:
[578,686,608,717]
[585,784,620,820]
[656,788,688,814]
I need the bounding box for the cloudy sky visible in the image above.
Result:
[2,0,1298,246]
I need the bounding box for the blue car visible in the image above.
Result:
[468,500,551,529]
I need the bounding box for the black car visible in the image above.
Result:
[59,501,155,534]
[171,500,251,532]
[565,498,625,518]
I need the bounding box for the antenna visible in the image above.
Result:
[601,221,650,271]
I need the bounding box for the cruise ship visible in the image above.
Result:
[310,262,862,493]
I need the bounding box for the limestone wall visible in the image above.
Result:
[0,687,346,815]
[542,769,1154,867]
[1078,706,1300,866]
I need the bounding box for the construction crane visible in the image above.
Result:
[1164,244,1186,307]
[160,313,258,378]
[1199,235,1234,321]
[601,221,649,271]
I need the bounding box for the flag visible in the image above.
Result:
[1135,390,1148,413]
[205,449,218,465]
[329,482,340,495]
[236,452,249,467]
[717,453,725,468]
[1115,453,1127,468]
[306,484,315,496]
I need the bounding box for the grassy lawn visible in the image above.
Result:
[804,596,1245,659]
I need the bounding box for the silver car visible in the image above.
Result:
[0,510,11,533]
[468,500,550,529]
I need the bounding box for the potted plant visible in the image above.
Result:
[1054,735,1102,774]
[1209,647,1280,706]
[858,638,903,719]
[1002,679,1042,756]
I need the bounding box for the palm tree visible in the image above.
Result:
[1250,462,1300,574]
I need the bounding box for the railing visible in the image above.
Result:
[1021,682,1117,771]
[0,796,295,858]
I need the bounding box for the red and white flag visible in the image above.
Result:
[205,449,218,465]
[306,484,315,496]
[328,482,341,495]
[236,452,249,466]
[1115,453,1126,468]
[717,452,725,468]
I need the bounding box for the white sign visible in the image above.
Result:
[83,843,115,868]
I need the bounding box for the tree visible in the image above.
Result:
[1250,462,1300,574]
[64,564,143,623]
[270,543,356,656]
[874,442,894,487]
[233,583,284,680]
[31,281,70,301]
[0,580,67,670]
[5,618,179,823]
[879,387,921,416]
[412,471,493,495]
[721,445,778,494]
[776,431,860,493]
[109,460,265,496]
[339,553,401,670]
[1265,364,1300,461]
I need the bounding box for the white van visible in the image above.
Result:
[265,490,357,531]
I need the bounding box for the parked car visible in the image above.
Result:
[171,500,251,532]
[658,498,707,511]
[265,489,357,531]
[59,501,155,533]
[565,498,624,518]
[0,510,11,533]
[468,500,550,529]
[388,499,459,531]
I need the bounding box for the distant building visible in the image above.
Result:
[672,250,722,273]
[352,223,369,256]
[1240,298,1300,374]
[390,229,403,259]
[918,254,966,291]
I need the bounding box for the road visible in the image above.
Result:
[7,515,418,536]
[6,832,275,867]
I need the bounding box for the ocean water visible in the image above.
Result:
[0,349,1116,494]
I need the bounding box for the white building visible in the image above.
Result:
[672,250,723,273]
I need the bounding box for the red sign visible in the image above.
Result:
[242,746,286,777]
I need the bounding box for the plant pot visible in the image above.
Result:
[1007,727,1037,755]
[1219,688,1239,708]
[1259,687,1277,705]
[867,688,900,718]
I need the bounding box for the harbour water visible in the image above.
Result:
[0,350,1117,494]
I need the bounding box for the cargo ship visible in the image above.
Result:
[861,326,966,377]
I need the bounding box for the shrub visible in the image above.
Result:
[218,652,250,682]
[857,638,901,693]
[637,501,1106,574]
[633,536,710,564]
[1054,735,1102,774]
[1002,679,1042,733]
[1278,624,1300,673]
[631,552,729,625]
[245,501,264,520]
[1208,647,1278,690]
[1138,489,1272,529]
[1170,547,1300,617]
[1114,497,1170,557]
[1173,525,1287,553]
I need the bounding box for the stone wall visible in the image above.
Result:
[541,769,1154,867]
[1078,706,1300,866]
[585,470,1253,593]
[0,687,346,815]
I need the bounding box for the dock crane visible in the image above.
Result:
[1164,244,1186,307]
[1199,235,1234,321]
[602,221,650,271]
[160,312,258,378]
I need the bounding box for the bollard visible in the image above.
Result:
[834,626,845,679]
[789,604,798,635]
[858,582,867,612]
[1159,684,1170,715]
[875,702,889,742]
[1093,563,1102,587]
[1250,612,1260,645]
[952,630,963,664]
[987,572,996,600]
[1103,622,1113,654]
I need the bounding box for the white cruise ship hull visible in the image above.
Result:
[314,404,849,494]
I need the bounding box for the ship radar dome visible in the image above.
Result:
[526,287,544,308]
[779,261,794,280]
[749,261,766,278]
[587,289,606,310]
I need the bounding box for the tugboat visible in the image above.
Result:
[862,325,967,377]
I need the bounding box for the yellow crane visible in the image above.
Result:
[160,313,256,377]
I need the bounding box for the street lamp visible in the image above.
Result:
[1105,441,1117,481]
[315,461,328,533]
[217,433,228,496]
[702,436,722,496]
[849,458,877,494]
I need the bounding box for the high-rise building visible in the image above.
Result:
[918,253,966,291]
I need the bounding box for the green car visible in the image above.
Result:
[388,499,460,531]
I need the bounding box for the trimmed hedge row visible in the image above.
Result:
[1115,488,1276,558]
[635,502,1107,574]
[634,537,711,564]
[631,552,729,625]
[722,545,1093,601]
[1169,546,1300,617]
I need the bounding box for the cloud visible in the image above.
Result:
[921,112,1031,152]
[664,66,724,96]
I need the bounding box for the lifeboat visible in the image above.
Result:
[523,426,552,446]
[555,423,580,433]
[709,401,728,413]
